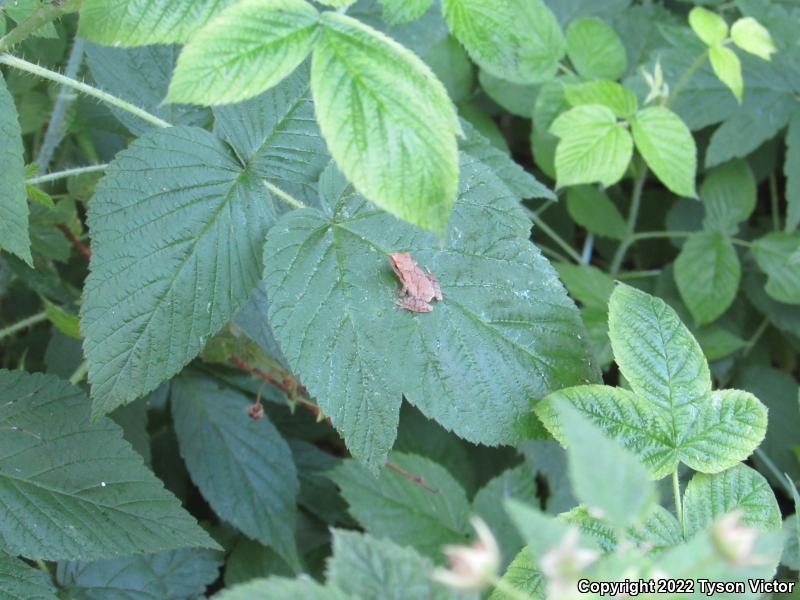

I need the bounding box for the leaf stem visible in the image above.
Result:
[0,311,48,341]
[527,210,582,264]
[57,224,92,258]
[667,49,709,108]
[673,469,684,537]
[68,360,89,386]
[0,53,172,129]
[609,170,647,275]
[26,163,109,185]
[769,172,780,230]
[263,180,307,210]
[743,317,770,356]
[0,0,81,52]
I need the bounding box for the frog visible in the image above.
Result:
[389,252,443,313]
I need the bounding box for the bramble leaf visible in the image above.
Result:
[565,185,628,240]
[0,370,217,561]
[709,45,743,102]
[311,11,459,234]
[752,232,800,304]
[167,0,320,105]
[565,17,627,80]
[731,17,776,61]
[215,578,351,600]
[688,7,728,46]
[701,159,756,235]
[378,0,433,25]
[0,553,58,600]
[564,80,638,120]
[82,127,275,416]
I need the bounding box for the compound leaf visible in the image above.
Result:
[0,370,217,561]
[82,127,275,416]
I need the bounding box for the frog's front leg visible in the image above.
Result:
[395,297,433,313]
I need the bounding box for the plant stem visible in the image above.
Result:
[667,49,709,108]
[769,172,780,230]
[538,244,570,264]
[617,269,662,280]
[26,163,109,185]
[36,36,85,174]
[0,0,81,52]
[0,311,47,341]
[527,210,583,264]
[262,180,307,209]
[0,53,172,129]
[581,233,594,264]
[673,469,684,537]
[754,448,794,496]
[609,170,647,275]
[743,317,770,356]
[68,360,89,386]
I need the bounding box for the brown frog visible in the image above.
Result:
[389,252,443,313]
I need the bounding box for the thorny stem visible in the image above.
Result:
[609,170,647,275]
[673,470,684,537]
[527,209,583,264]
[0,311,48,341]
[0,54,172,129]
[263,180,307,210]
[667,49,709,109]
[0,0,81,52]
[231,355,439,493]
[68,360,88,386]
[58,224,92,258]
[26,163,109,185]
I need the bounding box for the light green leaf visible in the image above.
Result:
[630,505,683,553]
[696,326,747,361]
[378,0,432,25]
[81,127,274,416]
[0,370,218,560]
[0,72,31,265]
[688,6,728,46]
[557,404,656,528]
[709,45,743,102]
[565,17,627,80]
[631,106,697,198]
[701,159,756,235]
[752,232,800,304]
[167,0,320,105]
[674,232,740,324]
[0,553,58,600]
[731,16,776,60]
[79,0,235,46]
[488,547,544,600]
[680,389,767,473]
[171,375,299,565]
[317,0,353,5]
[683,464,781,539]
[441,0,565,84]
[550,105,633,188]
[213,63,330,205]
[215,577,351,600]
[43,299,82,340]
[536,384,677,479]
[554,263,614,309]
[560,505,617,551]
[565,185,627,240]
[264,157,595,469]
[311,11,459,234]
[564,80,637,119]
[608,284,710,428]
[785,111,800,231]
[327,530,467,600]
[56,549,222,600]
[331,453,471,559]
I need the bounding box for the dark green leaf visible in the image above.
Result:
[565,185,627,240]
[0,553,58,600]
[752,232,800,304]
[565,17,627,80]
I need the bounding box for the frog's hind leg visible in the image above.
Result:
[426,270,443,301]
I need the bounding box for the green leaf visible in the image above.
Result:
[378,0,432,25]
[311,11,459,234]
[167,0,320,105]
[215,577,351,600]
[224,540,292,587]
[630,505,683,553]
[557,403,656,528]
[565,17,627,80]
[701,159,756,235]
[488,547,544,600]
[213,63,330,206]
[631,106,697,198]
[565,185,627,240]
[0,370,218,560]
[473,465,538,565]
[331,453,471,559]
[608,284,710,424]
[536,384,678,479]
[43,299,82,340]
[171,375,299,565]
[550,105,633,188]
[564,80,637,120]
[683,464,781,539]
[731,16,776,60]
[327,529,466,600]
[56,549,222,600]
[441,0,565,84]
[0,72,31,265]
[696,326,747,361]
[752,232,800,304]
[554,263,615,309]
[0,553,58,600]
[79,0,235,46]
[263,157,596,468]
[688,7,728,46]
[478,70,538,118]
[81,127,274,416]
[785,110,800,231]
[674,232,740,324]
[709,45,743,102]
